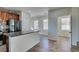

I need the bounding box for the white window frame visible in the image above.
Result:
[34,20,39,30]
[43,19,48,30]
[60,15,71,31]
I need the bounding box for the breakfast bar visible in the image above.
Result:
[7,30,40,52]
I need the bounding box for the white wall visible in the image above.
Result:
[21,11,31,32]
[48,8,71,40]
[21,11,48,35]
[72,8,79,45]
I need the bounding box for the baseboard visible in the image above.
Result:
[48,36,58,40]
[72,43,77,46]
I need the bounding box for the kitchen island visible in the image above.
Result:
[6,30,40,52]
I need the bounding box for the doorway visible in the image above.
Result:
[57,15,72,51]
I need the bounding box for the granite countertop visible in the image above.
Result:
[3,30,40,37]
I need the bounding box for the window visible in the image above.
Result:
[43,19,48,30]
[34,20,38,30]
[61,16,70,31]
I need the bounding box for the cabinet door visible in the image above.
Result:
[0,11,2,19]
[16,15,19,20]
[1,12,9,21]
[8,13,14,19]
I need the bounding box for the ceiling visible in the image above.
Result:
[4,7,59,17]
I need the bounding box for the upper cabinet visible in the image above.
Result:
[8,13,19,20]
[13,14,19,20]
[0,11,19,22]
[1,12,9,21]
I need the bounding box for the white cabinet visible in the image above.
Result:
[9,32,40,52]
